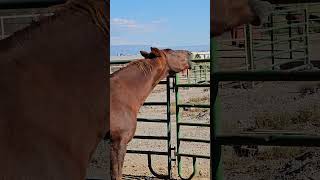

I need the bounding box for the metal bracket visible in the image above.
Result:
[147,154,170,179]
[177,156,197,180]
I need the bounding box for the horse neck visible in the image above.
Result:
[113,58,169,107]
[1,3,107,63]
[0,4,108,167]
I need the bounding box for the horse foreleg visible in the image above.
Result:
[111,141,127,180]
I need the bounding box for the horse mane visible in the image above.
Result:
[3,0,109,42]
[111,59,154,77]
[51,0,109,36]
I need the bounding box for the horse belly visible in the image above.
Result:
[0,121,85,180]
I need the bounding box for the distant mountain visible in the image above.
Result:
[111,45,151,56]
[111,44,209,56]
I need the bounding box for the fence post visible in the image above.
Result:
[211,37,223,180]
[270,13,275,70]
[304,7,311,68]
[1,17,4,40]
[288,12,293,59]
[166,76,172,179]
[244,24,254,88]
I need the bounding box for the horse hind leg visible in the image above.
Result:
[111,141,127,180]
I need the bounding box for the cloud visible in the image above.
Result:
[151,18,168,24]
[111,17,169,45]
[111,17,168,33]
[111,18,139,29]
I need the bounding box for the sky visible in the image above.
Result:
[110,0,210,47]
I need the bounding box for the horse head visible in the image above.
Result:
[140,47,192,75]
[211,0,272,36]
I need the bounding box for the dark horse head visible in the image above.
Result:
[211,0,272,36]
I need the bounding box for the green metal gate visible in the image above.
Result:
[174,60,211,179]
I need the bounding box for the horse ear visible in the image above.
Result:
[140,51,150,58]
[150,47,162,57]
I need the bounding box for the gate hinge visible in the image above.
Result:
[170,146,176,161]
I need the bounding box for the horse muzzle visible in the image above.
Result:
[249,0,272,26]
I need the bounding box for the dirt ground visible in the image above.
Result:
[88,31,320,179]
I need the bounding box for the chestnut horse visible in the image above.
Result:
[110,47,192,179]
[0,0,109,179]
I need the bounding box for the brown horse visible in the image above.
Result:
[110,47,192,180]
[211,0,272,37]
[0,0,109,179]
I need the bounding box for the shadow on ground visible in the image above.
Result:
[123,174,177,180]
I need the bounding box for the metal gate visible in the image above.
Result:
[211,2,320,180]
[174,60,211,179]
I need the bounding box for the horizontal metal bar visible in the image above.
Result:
[191,59,210,63]
[143,102,167,106]
[179,138,210,143]
[254,35,305,48]
[137,118,167,123]
[251,49,283,52]
[285,64,311,72]
[219,56,246,59]
[127,150,169,155]
[274,56,307,61]
[177,104,210,108]
[110,60,132,64]
[0,0,65,9]
[177,153,210,159]
[261,58,306,70]
[257,22,306,33]
[271,8,305,14]
[217,38,245,43]
[213,71,320,81]
[111,59,209,65]
[254,46,306,61]
[252,38,270,41]
[176,83,210,87]
[272,19,299,24]
[133,135,168,140]
[178,122,210,127]
[158,81,168,84]
[217,49,245,52]
[239,129,305,135]
[86,178,105,180]
[266,0,320,4]
[216,134,320,147]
